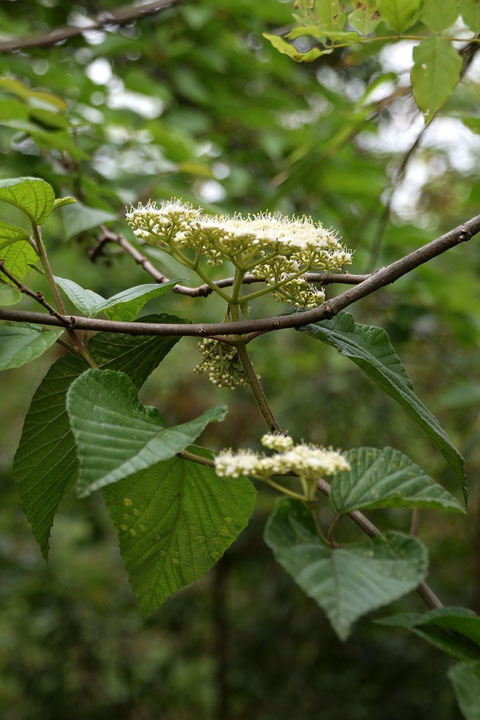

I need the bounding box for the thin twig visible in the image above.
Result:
[0,0,177,53]
[410,508,421,537]
[237,342,281,432]
[3,212,479,337]
[0,260,69,324]
[316,479,442,610]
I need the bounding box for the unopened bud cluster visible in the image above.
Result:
[215,433,350,481]
[194,338,248,389]
[126,200,352,308]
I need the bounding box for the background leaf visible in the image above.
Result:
[67,368,227,497]
[377,0,422,32]
[60,201,116,239]
[0,283,21,306]
[0,322,63,370]
[461,0,480,32]
[421,0,459,32]
[103,452,256,612]
[448,661,480,719]
[301,313,466,497]
[265,498,428,640]
[330,447,464,514]
[411,38,462,121]
[378,607,480,661]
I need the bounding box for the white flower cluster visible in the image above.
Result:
[215,434,350,481]
[126,200,352,308]
[193,338,248,389]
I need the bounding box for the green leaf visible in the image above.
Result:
[411,38,462,121]
[330,447,464,514]
[54,276,105,316]
[378,607,480,661]
[0,322,63,370]
[0,77,67,111]
[53,196,77,210]
[103,453,256,612]
[421,0,459,32]
[0,283,21,306]
[60,201,116,239]
[14,315,185,558]
[348,9,381,35]
[0,176,55,225]
[301,313,466,497]
[287,27,359,43]
[265,498,428,640]
[97,282,179,321]
[262,34,331,62]
[462,117,480,134]
[0,239,38,281]
[0,219,30,249]
[461,0,480,32]
[377,0,423,31]
[67,368,227,497]
[449,661,480,719]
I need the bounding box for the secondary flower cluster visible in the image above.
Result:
[126,200,352,308]
[193,338,248,389]
[215,433,350,481]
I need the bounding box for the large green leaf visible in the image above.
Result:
[0,322,63,370]
[0,219,30,249]
[411,38,462,122]
[1,239,38,280]
[449,661,480,720]
[330,447,464,514]
[301,313,466,497]
[14,315,185,558]
[60,201,116,239]
[0,176,55,225]
[55,277,179,321]
[461,0,480,31]
[67,368,227,497]
[378,607,480,661]
[421,0,459,31]
[377,0,422,31]
[348,8,381,35]
[265,498,428,640]
[0,283,21,306]
[103,451,256,612]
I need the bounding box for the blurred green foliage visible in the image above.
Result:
[1,0,480,716]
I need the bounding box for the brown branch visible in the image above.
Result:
[0,260,71,326]
[0,0,177,53]
[2,213,480,337]
[316,479,442,610]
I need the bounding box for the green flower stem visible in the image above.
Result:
[240,262,314,304]
[178,449,215,467]
[236,341,281,432]
[173,248,232,303]
[260,476,306,501]
[31,223,97,368]
[231,267,246,305]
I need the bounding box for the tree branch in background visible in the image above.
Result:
[2,212,479,337]
[0,0,178,53]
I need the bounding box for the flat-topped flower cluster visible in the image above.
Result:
[126,199,352,308]
[215,433,350,481]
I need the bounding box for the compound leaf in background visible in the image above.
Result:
[265,498,428,640]
[330,447,464,514]
[0,176,55,225]
[377,0,423,32]
[421,0,460,32]
[461,0,480,32]
[411,38,462,121]
[104,451,256,612]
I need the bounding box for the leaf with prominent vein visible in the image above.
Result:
[411,38,462,122]
[103,452,256,612]
[301,312,466,497]
[0,322,63,370]
[1,239,38,280]
[0,176,55,225]
[14,314,186,557]
[67,368,227,497]
[265,498,428,640]
[449,661,480,720]
[0,219,30,249]
[378,607,480,661]
[54,276,104,316]
[330,447,464,514]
